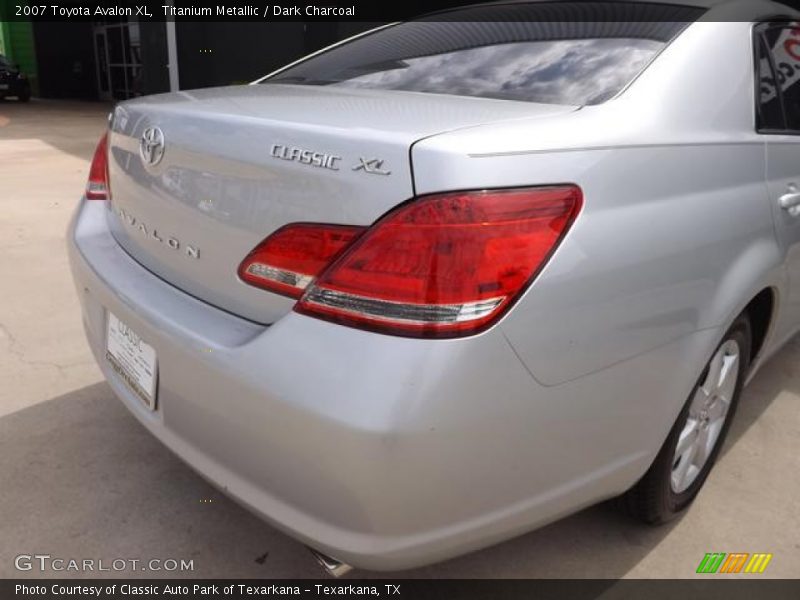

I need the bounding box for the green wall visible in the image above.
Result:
[0,8,39,95]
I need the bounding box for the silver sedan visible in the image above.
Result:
[68,0,800,572]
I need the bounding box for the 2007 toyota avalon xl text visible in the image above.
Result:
[67,0,800,573]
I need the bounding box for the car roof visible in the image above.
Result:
[478,0,789,8]
[430,0,800,20]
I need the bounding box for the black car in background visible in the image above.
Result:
[0,54,31,102]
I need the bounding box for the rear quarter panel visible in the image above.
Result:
[411,21,784,387]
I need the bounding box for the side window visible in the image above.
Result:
[759,23,800,132]
[756,32,785,130]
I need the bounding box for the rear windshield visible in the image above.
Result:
[262,3,703,106]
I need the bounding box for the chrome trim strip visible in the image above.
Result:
[304,286,504,325]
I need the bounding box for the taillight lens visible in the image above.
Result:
[85,132,110,200]
[295,186,582,338]
[238,223,366,298]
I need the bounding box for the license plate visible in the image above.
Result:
[0,84,8,90]
[106,312,158,409]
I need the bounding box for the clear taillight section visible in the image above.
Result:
[295,186,582,338]
[85,132,110,201]
[238,223,365,298]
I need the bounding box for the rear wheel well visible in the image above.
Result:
[743,288,774,363]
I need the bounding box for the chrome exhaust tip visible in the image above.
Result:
[308,547,354,577]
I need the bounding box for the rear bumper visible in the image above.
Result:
[68,198,716,570]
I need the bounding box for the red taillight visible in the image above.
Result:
[238,223,366,298]
[85,132,110,200]
[295,186,582,338]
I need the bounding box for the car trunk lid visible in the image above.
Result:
[106,84,575,323]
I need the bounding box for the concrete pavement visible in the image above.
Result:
[0,99,798,579]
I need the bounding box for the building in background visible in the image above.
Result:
[0,15,378,101]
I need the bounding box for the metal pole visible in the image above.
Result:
[165,0,180,91]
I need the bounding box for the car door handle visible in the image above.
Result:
[779,191,800,212]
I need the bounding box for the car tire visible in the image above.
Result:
[18,90,30,103]
[620,313,751,524]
